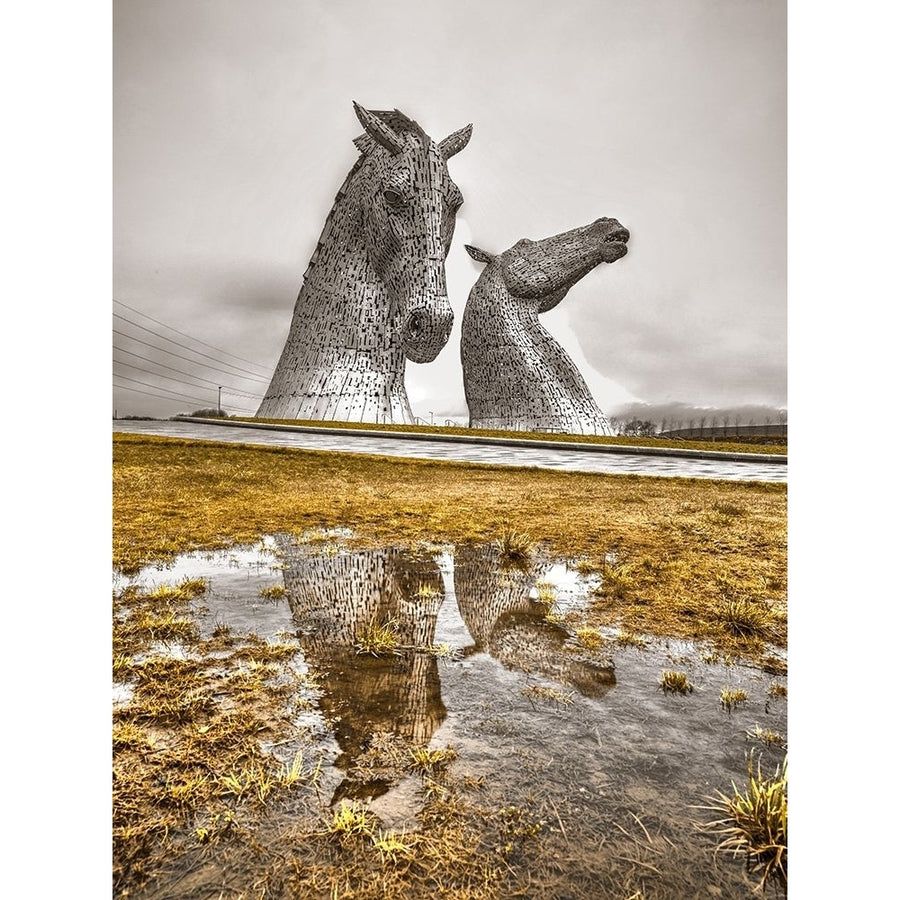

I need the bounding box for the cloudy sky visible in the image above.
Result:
[113,0,786,421]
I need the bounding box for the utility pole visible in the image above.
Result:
[218,387,222,414]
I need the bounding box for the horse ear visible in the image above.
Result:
[353,101,404,156]
[438,123,473,160]
[465,244,494,264]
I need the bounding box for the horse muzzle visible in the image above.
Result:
[592,218,630,263]
[401,301,454,363]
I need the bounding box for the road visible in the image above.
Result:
[114,419,787,483]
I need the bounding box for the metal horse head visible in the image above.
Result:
[257,103,472,423]
[460,217,630,435]
[352,103,471,363]
[465,217,629,313]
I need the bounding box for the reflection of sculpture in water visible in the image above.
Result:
[278,540,446,803]
[461,217,630,435]
[453,545,616,699]
[257,103,473,424]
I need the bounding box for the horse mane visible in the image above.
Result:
[304,110,429,281]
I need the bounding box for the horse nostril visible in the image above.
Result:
[407,311,425,338]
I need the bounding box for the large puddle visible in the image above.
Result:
[115,536,787,898]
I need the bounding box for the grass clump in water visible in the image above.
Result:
[659,670,694,694]
[522,684,575,706]
[719,687,748,711]
[373,829,413,864]
[355,619,401,656]
[576,626,605,650]
[534,579,556,604]
[146,577,209,602]
[327,801,377,839]
[703,755,787,893]
[414,583,440,600]
[409,745,458,775]
[747,725,785,747]
[616,629,647,648]
[497,527,534,568]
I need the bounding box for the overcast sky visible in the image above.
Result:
[113,0,786,421]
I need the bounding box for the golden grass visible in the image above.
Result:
[408,745,459,775]
[113,434,786,664]
[703,756,787,892]
[112,432,788,897]
[521,685,575,706]
[659,671,694,694]
[496,527,535,567]
[719,687,749,711]
[355,619,401,656]
[575,626,605,650]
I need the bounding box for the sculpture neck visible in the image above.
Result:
[461,273,610,435]
[256,169,413,423]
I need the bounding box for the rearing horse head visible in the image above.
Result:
[352,102,472,362]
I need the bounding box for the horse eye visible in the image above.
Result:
[383,189,404,208]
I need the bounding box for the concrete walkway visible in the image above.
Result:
[114,418,787,483]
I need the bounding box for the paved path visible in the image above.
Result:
[113,419,787,483]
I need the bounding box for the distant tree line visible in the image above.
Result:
[609,414,787,441]
[609,417,658,437]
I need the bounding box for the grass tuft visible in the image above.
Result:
[496,528,534,567]
[373,829,413,864]
[747,725,785,747]
[703,755,787,892]
[616,629,647,648]
[718,597,772,637]
[719,687,748,711]
[575,627,605,650]
[327,801,377,839]
[659,670,694,694]
[355,620,401,656]
[521,684,575,706]
[146,577,208,602]
[414,583,440,600]
[409,745,458,775]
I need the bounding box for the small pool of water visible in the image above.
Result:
[116,536,787,898]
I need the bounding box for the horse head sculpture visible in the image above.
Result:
[257,103,472,423]
[461,217,630,435]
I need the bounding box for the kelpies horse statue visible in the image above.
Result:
[257,103,472,423]
[461,218,629,435]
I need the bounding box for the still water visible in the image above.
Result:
[115,536,787,898]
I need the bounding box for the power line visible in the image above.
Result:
[113,349,265,399]
[114,360,263,402]
[113,298,272,374]
[114,376,217,406]
[114,378,257,412]
[113,312,272,381]
[112,328,270,384]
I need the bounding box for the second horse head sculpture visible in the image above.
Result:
[461,217,630,435]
